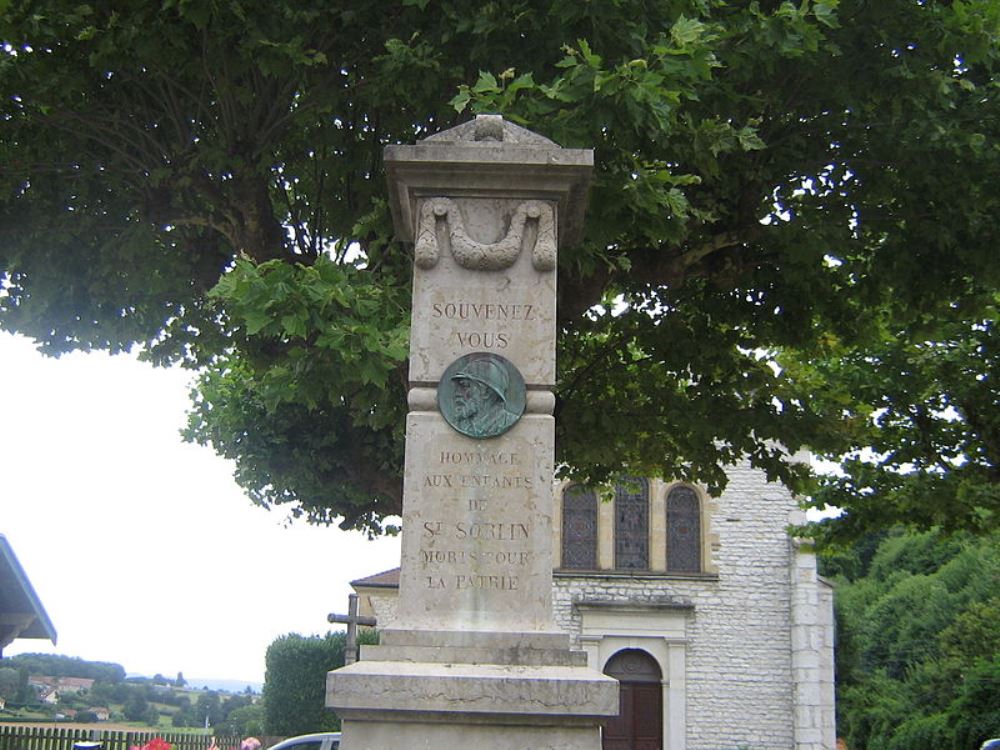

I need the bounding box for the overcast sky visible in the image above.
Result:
[1,331,401,686]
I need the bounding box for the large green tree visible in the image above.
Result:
[263,631,376,735]
[2,0,998,536]
[821,529,1000,750]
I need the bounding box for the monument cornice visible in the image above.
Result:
[384,116,594,247]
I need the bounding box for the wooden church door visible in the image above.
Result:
[603,649,663,750]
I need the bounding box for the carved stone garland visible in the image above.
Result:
[414,197,557,272]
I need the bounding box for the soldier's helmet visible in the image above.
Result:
[451,357,509,403]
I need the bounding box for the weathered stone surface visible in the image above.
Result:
[329,660,618,720]
[384,116,593,249]
[408,195,558,387]
[364,628,588,667]
[397,412,555,632]
[342,720,600,750]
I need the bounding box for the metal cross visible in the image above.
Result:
[327,593,376,665]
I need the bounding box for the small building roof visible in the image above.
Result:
[0,534,57,654]
[351,567,400,589]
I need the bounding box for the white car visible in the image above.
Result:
[266,733,341,750]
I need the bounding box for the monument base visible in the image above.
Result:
[327,629,618,750]
[340,718,601,750]
[360,627,589,665]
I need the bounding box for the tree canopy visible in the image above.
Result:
[820,528,1000,749]
[2,0,998,537]
[262,630,375,734]
[3,652,126,683]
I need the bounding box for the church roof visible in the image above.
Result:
[351,567,400,589]
[0,534,57,647]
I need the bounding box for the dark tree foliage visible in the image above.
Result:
[263,630,377,735]
[3,653,126,683]
[2,0,998,537]
[122,691,150,722]
[825,529,1000,750]
[0,667,19,700]
[195,690,225,728]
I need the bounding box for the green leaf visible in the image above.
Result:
[449,88,471,113]
[736,127,766,151]
[670,16,705,48]
[813,0,840,28]
[577,38,601,67]
[472,71,499,94]
[281,314,307,339]
[243,310,272,336]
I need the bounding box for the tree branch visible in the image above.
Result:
[558,226,761,323]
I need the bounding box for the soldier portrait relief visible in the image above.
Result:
[438,353,526,439]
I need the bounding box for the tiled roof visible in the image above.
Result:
[350,567,400,588]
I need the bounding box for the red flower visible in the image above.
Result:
[144,738,172,750]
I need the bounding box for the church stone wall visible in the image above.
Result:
[552,460,834,750]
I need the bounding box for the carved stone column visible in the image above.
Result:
[326,116,617,750]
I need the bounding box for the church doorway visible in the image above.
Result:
[602,648,663,750]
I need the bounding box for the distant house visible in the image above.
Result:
[89,707,110,721]
[0,696,6,710]
[57,677,94,693]
[27,675,95,700]
[39,687,58,704]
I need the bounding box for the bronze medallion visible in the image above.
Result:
[438,353,526,439]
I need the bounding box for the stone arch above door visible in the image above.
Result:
[605,648,663,683]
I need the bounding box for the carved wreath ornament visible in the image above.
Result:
[414,197,556,272]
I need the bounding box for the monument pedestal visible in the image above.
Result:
[327,116,617,749]
[331,630,616,750]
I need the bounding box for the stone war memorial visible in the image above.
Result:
[325,116,620,748]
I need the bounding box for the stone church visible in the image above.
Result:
[350,457,836,750]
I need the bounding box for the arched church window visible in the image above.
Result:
[561,484,597,569]
[666,484,702,573]
[614,477,649,570]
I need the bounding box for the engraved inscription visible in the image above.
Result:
[405,424,548,610]
[440,450,520,465]
[432,302,536,321]
[454,331,508,349]
[431,302,538,351]
[456,575,518,590]
[420,521,530,541]
[423,474,533,489]
[420,550,531,565]
[418,514,533,592]
[422,452,533,493]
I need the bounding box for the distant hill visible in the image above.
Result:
[7,653,125,683]
[169,677,261,693]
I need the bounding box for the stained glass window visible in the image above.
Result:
[562,484,598,569]
[615,477,649,570]
[667,485,701,573]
